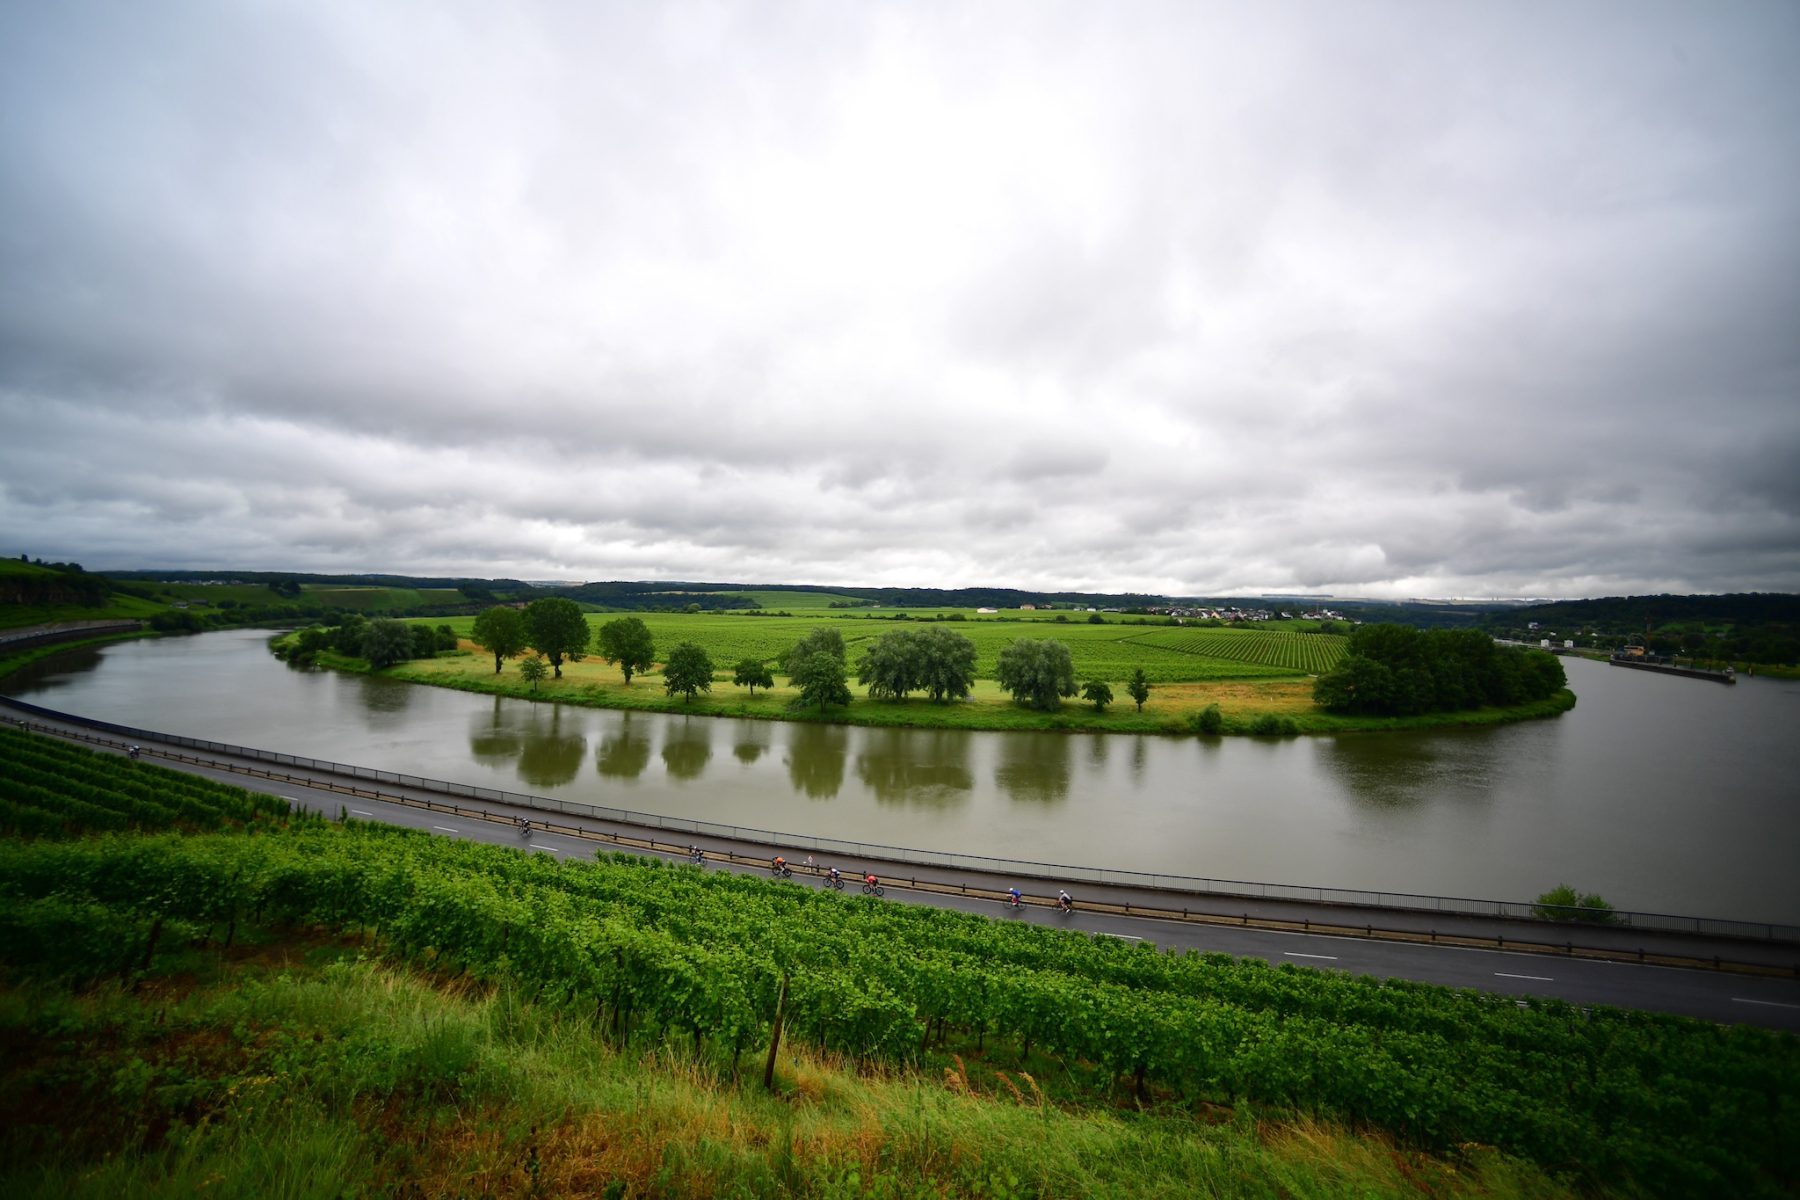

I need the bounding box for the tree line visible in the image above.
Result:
[462,602,1154,714]
[1313,625,1566,716]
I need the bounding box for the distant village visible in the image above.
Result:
[977,602,1350,623]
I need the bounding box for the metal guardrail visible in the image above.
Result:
[4,692,1797,946]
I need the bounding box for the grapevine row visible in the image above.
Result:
[0,825,1791,1197]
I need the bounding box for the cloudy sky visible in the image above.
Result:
[2,2,1796,598]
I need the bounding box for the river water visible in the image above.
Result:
[7,629,1798,924]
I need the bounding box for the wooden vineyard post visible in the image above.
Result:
[764,972,790,1092]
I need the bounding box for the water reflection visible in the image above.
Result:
[1317,732,1498,810]
[465,698,586,787]
[468,698,521,765]
[786,724,847,799]
[358,675,414,723]
[596,713,653,780]
[661,719,712,782]
[515,706,587,788]
[1129,736,1147,782]
[0,644,104,692]
[732,720,770,766]
[854,728,974,808]
[995,734,1071,805]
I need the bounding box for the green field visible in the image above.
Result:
[439,611,1300,685]
[1124,627,1348,674]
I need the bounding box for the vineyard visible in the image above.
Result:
[0,725,293,837]
[1124,627,1347,674]
[0,733,1792,1199]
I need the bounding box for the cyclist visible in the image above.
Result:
[515,815,531,839]
[1057,889,1073,913]
[773,855,788,876]
[127,745,141,760]
[688,845,705,865]
[1007,886,1022,908]
[864,872,879,890]
[826,866,842,886]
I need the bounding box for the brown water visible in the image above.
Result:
[7,629,1798,923]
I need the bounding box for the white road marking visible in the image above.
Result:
[1495,972,1554,981]
[432,825,458,833]
[1732,997,1800,1010]
[1285,952,1339,961]
[535,846,561,854]
[350,809,374,816]
[1095,931,1143,941]
[280,795,301,801]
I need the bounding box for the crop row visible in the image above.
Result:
[1125,628,1346,674]
[0,726,292,837]
[0,822,1791,1197]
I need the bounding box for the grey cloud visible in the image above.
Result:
[2,2,1797,596]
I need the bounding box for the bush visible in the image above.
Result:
[1533,884,1617,923]
[1188,704,1224,735]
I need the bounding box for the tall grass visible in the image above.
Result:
[0,943,1586,1199]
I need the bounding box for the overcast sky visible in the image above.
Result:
[2,2,1796,598]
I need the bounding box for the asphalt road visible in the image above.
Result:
[173,754,1800,1033]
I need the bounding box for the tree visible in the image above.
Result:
[1194,703,1224,734]
[518,654,548,692]
[1126,668,1151,712]
[408,624,439,659]
[1081,680,1113,711]
[523,597,589,679]
[857,629,923,700]
[915,626,977,702]
[471,606,527,674]
[733,658,775,696]
[791,652,851,712]
[330,613,367,656]
[435,623,459,651]
[663,642,715,703]
[994,639,1076,710]
[598,616,656,683]
[360,618,414,669]
[783,628,846,675]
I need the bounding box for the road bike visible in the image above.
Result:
[861,881,885,897]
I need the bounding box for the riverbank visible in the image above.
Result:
[329,642,1579,737]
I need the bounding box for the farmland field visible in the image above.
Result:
[1125,627,1347,674]
[440,611,1298,684]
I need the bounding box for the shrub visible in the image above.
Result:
[1533,884,1617,923]
[1189,704,1224,735]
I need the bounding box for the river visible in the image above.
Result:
[6,629,1798,924]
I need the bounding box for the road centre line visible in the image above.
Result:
[1095,931,1143,941]
[1732,997,1800,1009]
[350,809,373,816]
[1496,972,1555,981]
[432,825,458,833]
[1285,952,1339,961]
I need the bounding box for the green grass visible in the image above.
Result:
[438,612,1299,685]
[392,610,1573,736]
[0,946,1582,1200]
